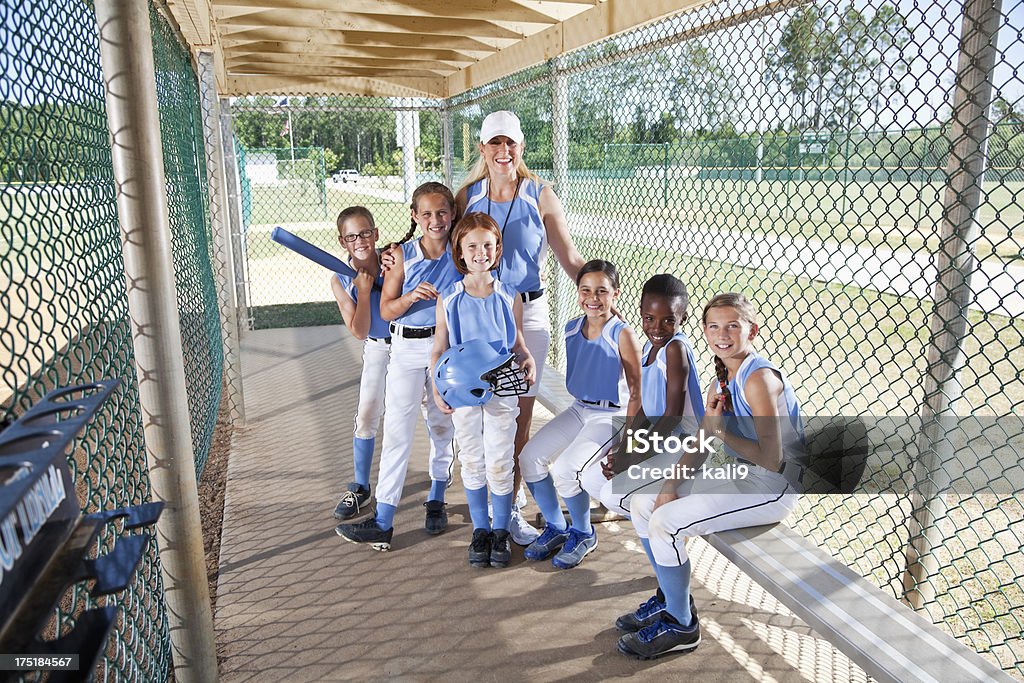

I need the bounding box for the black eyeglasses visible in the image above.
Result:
[341,228,375,243]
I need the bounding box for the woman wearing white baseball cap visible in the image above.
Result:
[456,110,587,545]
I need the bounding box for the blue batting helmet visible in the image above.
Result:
[434,340,529,409]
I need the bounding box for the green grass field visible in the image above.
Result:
[562,175,1023,264]
[247,183,410,241]
[245,175,1023,265]
[240,212,1024,414]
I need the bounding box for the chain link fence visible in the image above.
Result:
[1,0,227,679]
[150,2,224,477]
[233,0,1023,676]
[230,97,444,328]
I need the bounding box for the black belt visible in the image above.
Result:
[369,336,392,345]
[389,323,435,339]
[520,289,544,302]
[580,398,620,409]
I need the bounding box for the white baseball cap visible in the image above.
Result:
[479,111,524,144]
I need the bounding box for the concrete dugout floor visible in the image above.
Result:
[215,326,869,682]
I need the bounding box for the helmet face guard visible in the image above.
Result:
[434,340,529,409]
[484,354,529,397]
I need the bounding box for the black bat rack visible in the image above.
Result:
[0,380,163,683]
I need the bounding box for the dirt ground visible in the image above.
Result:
[199,402,233,609]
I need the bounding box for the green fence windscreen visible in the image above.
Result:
[150,0,223,475]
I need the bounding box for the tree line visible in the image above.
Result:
[5,6,1024,184]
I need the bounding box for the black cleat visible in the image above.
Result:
[333,483,371,520]
[424,500,448,535]
[335,517,393,552]
[616,592,695,633]
[490,529,511,567]
[617,613,700,659]
[468,528,492,568]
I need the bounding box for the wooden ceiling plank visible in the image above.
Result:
[213,0,566,24]
[509,0,598,22]
[447,0,710,95]
[226,42,478,64]
[224,74,445,98]
[216,9,526,40]
[225,54,460,74]
[229,62,446,79]
[165,0,213,45]
[219,27,504,52]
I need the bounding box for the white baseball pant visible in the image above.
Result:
[521,294,550,399]
[630,464,798,567]
[520,401,623,498]
[352,337,390,439]
[451,395,519,494]
[374,333,456,507]
[598,450,684,517]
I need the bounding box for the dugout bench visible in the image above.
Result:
[535,366,1014,683]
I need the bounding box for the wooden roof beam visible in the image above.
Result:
[216,10,529,41]
[448,0,711,95]
[213,0,563,25]
[219,27,505,52]
[229,62,446,80]
[225,54,461,74]
[165,0,213,45]
[224,74,444,98]
[225,41,479,64]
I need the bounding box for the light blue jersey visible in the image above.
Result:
[442,278,517,354]
[397,239,461,328]
[464,177,546,292]
[641,331,704,422]
[335,269,390,339]
[564,316,629,405]
[723,353,804,461]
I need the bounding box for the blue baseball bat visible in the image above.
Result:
[271,226,358,279]
[270,226,434,316]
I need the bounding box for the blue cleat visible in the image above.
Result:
[551,527,598,569]
[524,524,570,561]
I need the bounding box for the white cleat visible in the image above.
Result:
[509,506,542,546]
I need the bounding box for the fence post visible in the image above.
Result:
[441,105,454,188]
[93,1,218,680]
[221,100,250,330]
[321,149,329,220]
[197,51,245,424]
[903,0,1002,611]
[550,56,572,370]
[398,102,418,202]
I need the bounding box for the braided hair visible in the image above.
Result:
[401,181,456,244]
[701,292,759,413]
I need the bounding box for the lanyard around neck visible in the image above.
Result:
[486,177,523,279]
[486,176,524,238]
